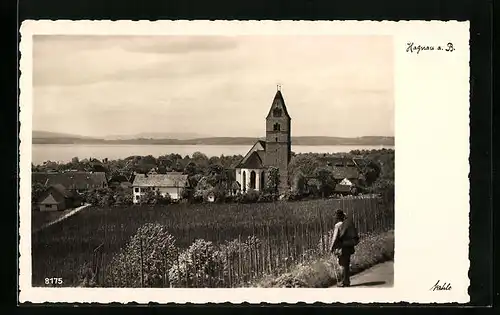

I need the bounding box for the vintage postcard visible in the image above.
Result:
[18,20,470,304]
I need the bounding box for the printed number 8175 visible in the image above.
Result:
[45,277,63,285]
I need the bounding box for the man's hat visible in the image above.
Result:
[335,209,346,219]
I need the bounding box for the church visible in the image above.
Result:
[234,87,292,194]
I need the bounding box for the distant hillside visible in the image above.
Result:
[104,132,211,140]
[33,131,394,146]
[32,130,95,139]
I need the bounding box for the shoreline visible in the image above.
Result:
[32,142,395,147]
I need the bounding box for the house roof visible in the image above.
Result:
[32,172,107,190]
[51,184,74,198]
[108,174,130,183]
[331,167,361,180]
[39,184,75,204]
[239,151,265,169]
[335,184,354,193]
[325,156,357,167]
[132,173,189,188]
[266,90,291,119]
[234,140,267,169]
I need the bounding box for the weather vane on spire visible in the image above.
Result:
[277,83,282,91]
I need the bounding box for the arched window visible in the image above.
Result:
[260,171,265,190]
[273,123,281,131]
[250,171,256,189]
[242,171,246,192]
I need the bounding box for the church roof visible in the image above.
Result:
[238,151,265,169]
[233,140,266,169]
[266,90,291,119]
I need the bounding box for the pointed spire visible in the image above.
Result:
[266,86,291,119]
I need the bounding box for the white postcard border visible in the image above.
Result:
[19,20,470,304]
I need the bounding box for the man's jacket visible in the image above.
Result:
[331,218,359,255]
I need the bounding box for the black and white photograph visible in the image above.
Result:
[19,20,470,304]
[30,33,395,289]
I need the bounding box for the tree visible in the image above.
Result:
[265,166,280,194]
[140,189,156,205]
[184,161,198,176]
[361,160,381,186]
[288,154,321,184]
[207,164,224,187]
[32,183,46,204]
[192,152,209,169]
[106,223,177,287]
[313,166,336,198]
[292,171,307,195]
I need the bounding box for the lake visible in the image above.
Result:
[31,144,394,164]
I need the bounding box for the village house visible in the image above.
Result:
[107,174,132,190]
[327,157,366,195]
[234,87,292,194]
[32,171,108,194]
[131,172,189,204]
[37,184,80,211]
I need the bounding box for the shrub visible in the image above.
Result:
[240,189,261,203]
[77,261,97,287]
[257,192,276,203]
[105,223,177,287]
[282,189,303,201]
[168,239,223,288]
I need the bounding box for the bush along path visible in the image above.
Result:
[258,230,394,288]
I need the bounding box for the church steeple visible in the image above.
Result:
[266,88,291,120]
[265,87,292,193]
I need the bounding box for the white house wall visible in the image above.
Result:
[339,178,353,186]
[132,186,184,204]
[236,168,265,192]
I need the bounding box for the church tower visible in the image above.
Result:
[265,86,292,193]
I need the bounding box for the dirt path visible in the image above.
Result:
[33,204,90,233]
[348,261,394,287]
[331,260,394,288]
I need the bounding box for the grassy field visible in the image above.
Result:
[32,197,394,287]
[32,209,74,232]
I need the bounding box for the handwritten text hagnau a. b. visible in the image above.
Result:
[406,42,455,54]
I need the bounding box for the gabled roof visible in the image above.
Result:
[132,173,189,188]
[38,184,75,204]
[325,156,357,167]
[108,174,130,183]
[234,140,266,168]
[266,90,291,119]
[51,184,75,198]
[32,172,107,190]
[331,167,361,180]
[239,151,265,169]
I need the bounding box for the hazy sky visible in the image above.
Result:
[33,35,394,138]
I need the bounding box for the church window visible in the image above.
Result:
[273,123,281,131]
[250,171,256,189]
[242,171,246,192]
[273,107,282,117]
[260,171,265,189]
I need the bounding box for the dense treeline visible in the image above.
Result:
[32,149,394,206]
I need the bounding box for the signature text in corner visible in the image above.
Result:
[430,280,452,291]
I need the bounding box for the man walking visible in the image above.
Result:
[330,209,359,287]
